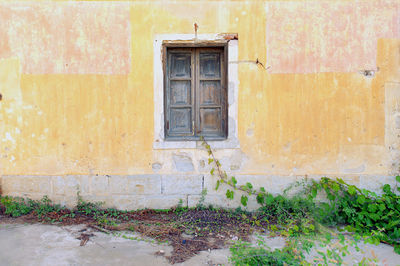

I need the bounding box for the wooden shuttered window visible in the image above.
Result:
[164,46,227,140]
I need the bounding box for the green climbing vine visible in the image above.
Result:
[202,138,400,255]
[202,139,259,208]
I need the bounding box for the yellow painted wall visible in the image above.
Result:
[1,0,399,179]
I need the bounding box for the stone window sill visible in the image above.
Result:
[153,138,240,150]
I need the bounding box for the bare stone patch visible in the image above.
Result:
[172,153,194,172]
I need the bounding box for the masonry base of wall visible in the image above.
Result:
[1,174,398,210]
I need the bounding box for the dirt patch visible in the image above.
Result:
[0,208,263,264]
[101,209,258,264]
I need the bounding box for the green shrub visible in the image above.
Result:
[258,194,317,236]
[308,176,400,253]
[30,195,64,219]
[0,196,33,217]
[76,195,103,216]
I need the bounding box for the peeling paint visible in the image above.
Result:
[3,133,15,144]
[266,1,400,73]
[0,2,131,74]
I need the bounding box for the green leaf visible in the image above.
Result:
[309,224,315,231]
[231,177,237,187]
[256,193,264,205]
[210,168,215,175]
[226,190,234,200]
[240,195,248,207]
[246,182,253,189]
[337,178,346,184]
[369,213,380,221]
[348,185,356,195]
[386,219,400,229]
[332,182,340,192]
[368,204,377,212]
[215,180,220,191]
[260,187,266,192]
[311,187,317,198]
[383,184,391,194]
[208,158,214,165]
[265,194,274,205]
[327,193,336,201]
[357,195,366,205]
[394,245,400,255]
[396,176,400,183]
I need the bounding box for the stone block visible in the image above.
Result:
[188,194,259,211]
[204,175,273,195]
[144,195,187,209]
[109,175,128,194]
[1,176,23,193]
[78,195,109,207]
[2,176,51,195]
[90,175,109,196]
[110,195,187,210]
[268,175,300,195]
[337,175,360,186]
[161,175,203,195]
[359,175,391,194]
[127,175,161,195]
[9,192,48,201]
[50,195,78,208]
[52,176,67,195]
[172,153,194,172]
[110,195,146,210]
[52,175,90,196]
[204,174,307,201]
[203,174,224,195]
[109,175,161,195]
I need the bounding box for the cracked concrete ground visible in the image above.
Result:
[0,223,230,266]
[1,223,400,266]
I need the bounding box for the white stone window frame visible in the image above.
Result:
[153,34,239,149]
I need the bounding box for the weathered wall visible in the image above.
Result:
[0,0,399,209]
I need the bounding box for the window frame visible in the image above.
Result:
[162,42,228,141]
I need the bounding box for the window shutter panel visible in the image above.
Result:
[196,49,225,137]
[164,46,227,140]
[166,50,195,137]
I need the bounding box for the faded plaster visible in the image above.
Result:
[266,1,400,73]
[0,2,131,74]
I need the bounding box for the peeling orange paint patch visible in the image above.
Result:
[266,1,400,73]
[0,2,131,74]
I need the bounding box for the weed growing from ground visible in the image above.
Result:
[196,188,208,209]
[0,196,33,217]
[229,238,306,266]
[30,195,64,220]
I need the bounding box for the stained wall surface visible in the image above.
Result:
[0,0,399,209]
